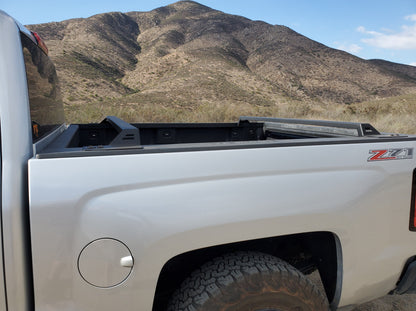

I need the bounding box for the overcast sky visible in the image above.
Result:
[2,0,416,66]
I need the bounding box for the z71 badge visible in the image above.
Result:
[368,148,413,161]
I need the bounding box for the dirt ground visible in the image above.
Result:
[308,271,416,310]
[352,294,416,311]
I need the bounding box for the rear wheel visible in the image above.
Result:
[167,251,329,311]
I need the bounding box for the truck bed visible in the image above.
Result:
[35,116,415,159]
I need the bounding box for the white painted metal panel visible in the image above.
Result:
[29,141,416,310]
[0,152,6,311]
[0,10,34,311]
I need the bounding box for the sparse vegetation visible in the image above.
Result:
[29,1,416,135]
[63,92,416,134]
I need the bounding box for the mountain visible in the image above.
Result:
[28,1,416,119]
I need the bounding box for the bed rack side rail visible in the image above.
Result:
[239,116,380,137]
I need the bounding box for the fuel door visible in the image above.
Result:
[78,238,133,288]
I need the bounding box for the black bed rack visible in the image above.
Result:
[240,116,380,137]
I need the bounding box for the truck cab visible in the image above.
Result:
[0,11,65,311]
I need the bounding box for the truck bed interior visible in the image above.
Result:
[36,116,408,159]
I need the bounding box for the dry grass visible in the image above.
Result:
[276,93,416,134]
[65,92,416,134]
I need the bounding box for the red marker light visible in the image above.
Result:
[31,32,49,55]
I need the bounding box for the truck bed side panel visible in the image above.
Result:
[29,141,416,310]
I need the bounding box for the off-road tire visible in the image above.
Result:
[167,251,329,311]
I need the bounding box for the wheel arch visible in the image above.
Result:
[152,231,342,311]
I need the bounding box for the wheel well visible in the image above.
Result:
[152,231,341,311]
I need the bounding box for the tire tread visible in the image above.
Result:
[167,251,329,311]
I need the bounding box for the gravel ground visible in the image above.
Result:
[309,271,416,310]
[352,294,416,311]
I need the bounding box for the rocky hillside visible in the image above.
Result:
[29,1,416,113]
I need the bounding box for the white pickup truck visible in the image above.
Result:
[2,10,416,311]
